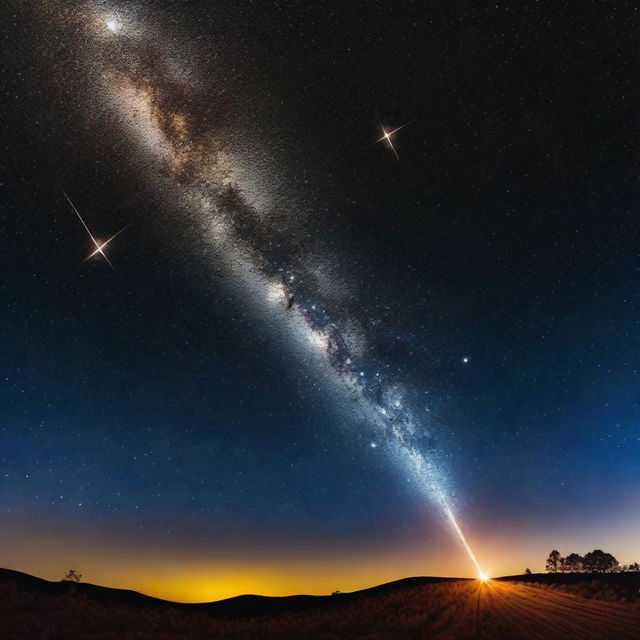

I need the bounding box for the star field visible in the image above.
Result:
[0,0,638,600]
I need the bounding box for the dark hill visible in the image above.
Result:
[0,568,467,617]
[3,568,640,639]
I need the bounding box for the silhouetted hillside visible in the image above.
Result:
[0,568,466,617]
[2,568,639,639]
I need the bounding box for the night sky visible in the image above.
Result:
[1,1,638,601]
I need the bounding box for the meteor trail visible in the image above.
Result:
[439,495,485,579]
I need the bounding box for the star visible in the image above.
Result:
[106,18,122,34]
[83,223,131,264]
[62,190,129,269]
[375,120,412,160]
[462,357,470,364]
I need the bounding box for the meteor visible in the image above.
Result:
[402,440,486,579]
[439,497,486,580]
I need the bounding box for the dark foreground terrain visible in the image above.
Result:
[2,568,639,639]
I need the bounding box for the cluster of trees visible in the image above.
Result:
[546,549,640,573]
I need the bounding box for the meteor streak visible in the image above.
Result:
[439,494,485,579]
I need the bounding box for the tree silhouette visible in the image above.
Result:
[565,553,584,572]
[524,568,531,575]
[603,552,619,573]
[63,569,82,583]
[545,549,621,573]
[546,550,561,572]
[585,550,599,572]
[583,550,618,573]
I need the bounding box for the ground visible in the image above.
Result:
[475,579,639,639]
[2,569,639,639]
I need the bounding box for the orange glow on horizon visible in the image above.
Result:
[3,511,640,602]
[2,529,489,602]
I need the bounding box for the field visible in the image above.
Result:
[2,569,639,639]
